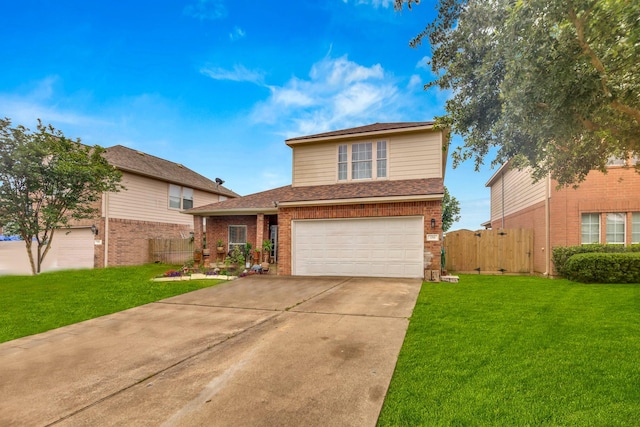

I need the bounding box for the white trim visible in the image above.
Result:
[285,123,435,146]
[278,193,444,208]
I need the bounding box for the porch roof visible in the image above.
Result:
[185,178,444,216]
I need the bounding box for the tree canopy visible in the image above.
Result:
[0,119,123,274]
[396,0,640,185]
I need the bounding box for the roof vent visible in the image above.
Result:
[136,151,144,156]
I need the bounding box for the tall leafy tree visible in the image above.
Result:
[396,0,640,185]
[0,119,122,274]
[442,186,461,232]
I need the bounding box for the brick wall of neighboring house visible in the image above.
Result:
[278,201,443,276]
[99,218,192,267]
[491,200,547,274]
[549,166,640,249]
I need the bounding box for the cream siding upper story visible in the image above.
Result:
[291,130,443,187]
[489,166,546,223]
[105,172,221,226]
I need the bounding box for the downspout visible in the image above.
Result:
[501,170,505,229]
[544,173,551,276]
[104,192,110,267]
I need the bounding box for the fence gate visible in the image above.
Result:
[148,238,194,265]
[443,229,533,274]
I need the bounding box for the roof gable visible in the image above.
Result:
[103,145,238,198]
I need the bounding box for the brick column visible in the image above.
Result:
[193,215,204,252]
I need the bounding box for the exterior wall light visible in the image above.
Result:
[431,218,436,229]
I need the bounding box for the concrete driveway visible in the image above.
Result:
[0,276,421,426]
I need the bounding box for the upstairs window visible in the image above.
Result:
[169,184,194,210]
[337,141,388,181]
[606,156,626,166]
[338,144,348,181]
[606,213,625,244]
[581,213,600,244]
[352,142,372,179]
[377,141,387,178]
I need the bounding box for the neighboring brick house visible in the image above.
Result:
[485,156,640,275]
[84,145,239,268]
[186,122,448,279]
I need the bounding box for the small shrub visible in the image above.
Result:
[553,244,634,276]
[564,253,640,283]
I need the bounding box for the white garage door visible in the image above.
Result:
[292,216,424,278]
[56,228,95,269]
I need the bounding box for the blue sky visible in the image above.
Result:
[1,0,493,230]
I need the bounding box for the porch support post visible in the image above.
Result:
[256,213,264,255]
[193,215,204,252]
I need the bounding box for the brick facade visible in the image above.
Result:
[278,201,442,276]
[96,218,192,267]
[203,215,272,262]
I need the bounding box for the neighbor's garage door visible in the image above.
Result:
[56,228,95,269]
[292,216,424,278]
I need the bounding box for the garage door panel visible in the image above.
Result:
[293,217,424,278]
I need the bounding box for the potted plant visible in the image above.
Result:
[216,239,225,253]
[243,243,253,268]
[262,239,272,262]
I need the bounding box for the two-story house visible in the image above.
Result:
[186,122,448,279]
[485,156,640,275]
[89,145,239,268]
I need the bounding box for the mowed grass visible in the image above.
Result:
[0,264,223,343]
[379,275,640,426]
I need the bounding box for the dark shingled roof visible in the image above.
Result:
[103,145,239,198]
[185,178,443,215]
[285,122,435,143]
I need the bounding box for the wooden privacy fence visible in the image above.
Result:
[444,229,533,274]
[149,238,194,265]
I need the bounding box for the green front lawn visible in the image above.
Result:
[379,275,640,426]
[0,264,223,343]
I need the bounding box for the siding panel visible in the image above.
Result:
[489,167,546,223]
[107,172,220,225]
[292,130,443,186]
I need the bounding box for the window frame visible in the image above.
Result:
[337,140,388,182]
[376,141,387,178]
[581,213,600,244]
[168,184,195,210]
[631,213,640,244]
[228,225,247,253]
[338,144,348,181]
[605,212,626,244]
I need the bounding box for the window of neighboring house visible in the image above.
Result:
[228,225,247,252]
[606,155,626,167]
[377,141,387,178]
[632,213,640,244]
[169,184,194,209]
[581,213,600,244]
[606,213,625,244]
[352,142,372,179]
[338,144,348,181]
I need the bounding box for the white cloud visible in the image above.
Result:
[229,26,246,41]
[345,0,395,8]
[408,74,422,89]
[200,65,264,84]
[250,54,407,136]
[183,0,227,20]
[416,55,431,70]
